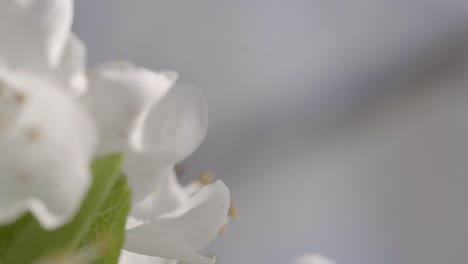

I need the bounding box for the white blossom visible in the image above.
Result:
[0,69,96,229]
[120,174,230,264]
[0,0,98,230]
[84,62,228,263]
[84,65,208,204]
[0,2,232,263]
[85,62,177,157]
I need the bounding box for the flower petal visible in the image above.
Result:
[131,169,188,221]
[85,62,176,155]
[55,34,88,95]
[144,83,208,164]
[293,255,336,264]
[0,69,96,229]
[124,181,229,262]
[119,250,177,264]
[32,33,88,96]
[0,0,73,68]
[124,225,215,264]
[155,180,230,249]
[123,153,172,205]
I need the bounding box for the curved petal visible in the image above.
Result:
[55,34,88,95]
[85,62,177,155]
[123,153,172,205]
[155,180,230,249]
[124,181,229,261]
[0,69,96,229]
[0,0,73,69]
[32,33,88,96]
[131,169,188,220]
[293,255,336,264]
[144,83,208,164]
[119,250,177,264]
[124,225,215,264]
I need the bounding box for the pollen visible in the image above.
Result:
[228,203,238,218]
[14,92,26,104]
[24,126,42,143]
[198,172,215,185]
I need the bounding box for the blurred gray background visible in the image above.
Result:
[74,1,468,263]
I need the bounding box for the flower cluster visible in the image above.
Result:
[0,0,231,263]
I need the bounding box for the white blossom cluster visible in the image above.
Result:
[0,0,231,263]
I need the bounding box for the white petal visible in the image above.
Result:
[124,181,229,262]
[119,250,177,264]
[156,180,230,249]
[32,34,88,96]
[293,255,336,264]
[144,83,208,164]
[123,153,172,204]
[85,62,176,155]
[0,0,73,68]
[124,225,215,264]
[131,170,188,220]
[0,69,96,229]
[55,34,88,95]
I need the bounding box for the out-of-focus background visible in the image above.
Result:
[74,1,468,263]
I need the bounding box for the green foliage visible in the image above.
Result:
[79,175,131,264]
[0,154,131,264]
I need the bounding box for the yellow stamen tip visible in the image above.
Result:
[198,172,215,185]
[24,126,41,143]
[228,203,238,218]
[14,92,26,104]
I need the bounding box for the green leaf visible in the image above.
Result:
[0,214,33,258]
[1,154,127,264]
[78,174,131,264]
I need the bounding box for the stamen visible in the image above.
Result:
[24,126,42,143]
[14,92,26,104]
[198,172,215,185]
[228,203,238,218]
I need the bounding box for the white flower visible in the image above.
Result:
[0,1,231,261]
[85,63,207,204]
[83,62,230,263]
[120,174,230,264]
[84,62,177,157]
[0,0,98,230]
[293,255,336,264]
[0,69,96,229]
